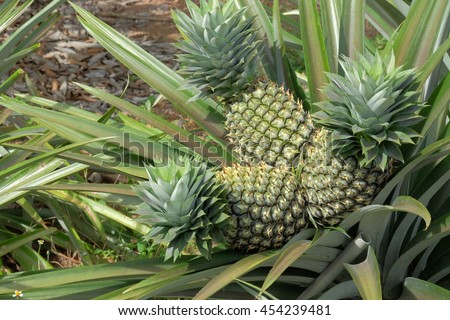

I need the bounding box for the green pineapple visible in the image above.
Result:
[133,155,230,261]
[216,163,306,250]
[300,128,391,226]
[300,51,425,225]
[226,81,314,166]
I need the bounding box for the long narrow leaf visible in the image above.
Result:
[320,0,340,73]
[344,246,382,300]
[366,0,403,38]
[260,240,311,294]
[298,233,370,299]
[400,277,450,299]
[394,1,450,69]
[194,251,277,299]
[0,256,182,294]
[298,0,329,106]
[70,2,227,147]
[0,228,57,257]
[340,0,365,60]
[74,83,231,164]
[0,95,170,161]
[44,190,151,235]
[0,137,111,180]
[383,213,450,299]
[45,199,94,265]
[240,0,276,78]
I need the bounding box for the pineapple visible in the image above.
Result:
[226,81,314,167]
[300,128,391,226]
[216,163,306,250]
[301,51,425,225]
[133,155,230,261]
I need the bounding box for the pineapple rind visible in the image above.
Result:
[217,163,307,251]
[226,81,314,167]
[299,128,392,226]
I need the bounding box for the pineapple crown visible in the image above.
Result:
[315,51,426,170]
[133,155,230,261]
[173,0,262,101]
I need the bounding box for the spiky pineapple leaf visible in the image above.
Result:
[134,155,230,261]
[317,51,426,170]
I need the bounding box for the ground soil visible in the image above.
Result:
[9,0,190,121]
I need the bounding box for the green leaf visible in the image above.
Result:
[320,0,340,73]
[0,256,181,294]
[240,0,276,79]
[0,0,32,34]
[261,240,311,294]
[391,196,431,229]
[193,250,277,299]
[45,199,94,265]
[419,72,450,138]
[393,0,450,69]
[366,0,403,38]
[298,233,370,299]
[74,83,231,164]
[400,277,450,300]
[0,227,57,257]
[0,159,64,206]
[0,68,24,93]
[417,37,450,88]
[0,95,170,161]
[375,136,450,203]
[3,143,147,179]
[340,0,365,60]
[47,190,151,236]
[120,251,245,299]
[383,213,450,299]
[318,280,360,300]
[15,197,45,226]
[22,183,135,196]
[344,246,382,300]
[70,2,228,148]
[298,0,330,106]
[0,0,65,75]
[0,137,111,180]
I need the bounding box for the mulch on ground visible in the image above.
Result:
[6,0,189,122]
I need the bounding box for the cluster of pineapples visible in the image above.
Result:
[134,0,425,260]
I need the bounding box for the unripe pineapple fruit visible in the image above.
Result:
[216,163,307,251]
[226,81,314,167]
[300,129,391,226]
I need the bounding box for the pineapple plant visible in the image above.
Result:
[171,0,425,244]
[0,0,447,300]
[133,155,230,261]
[300,52,425,225]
